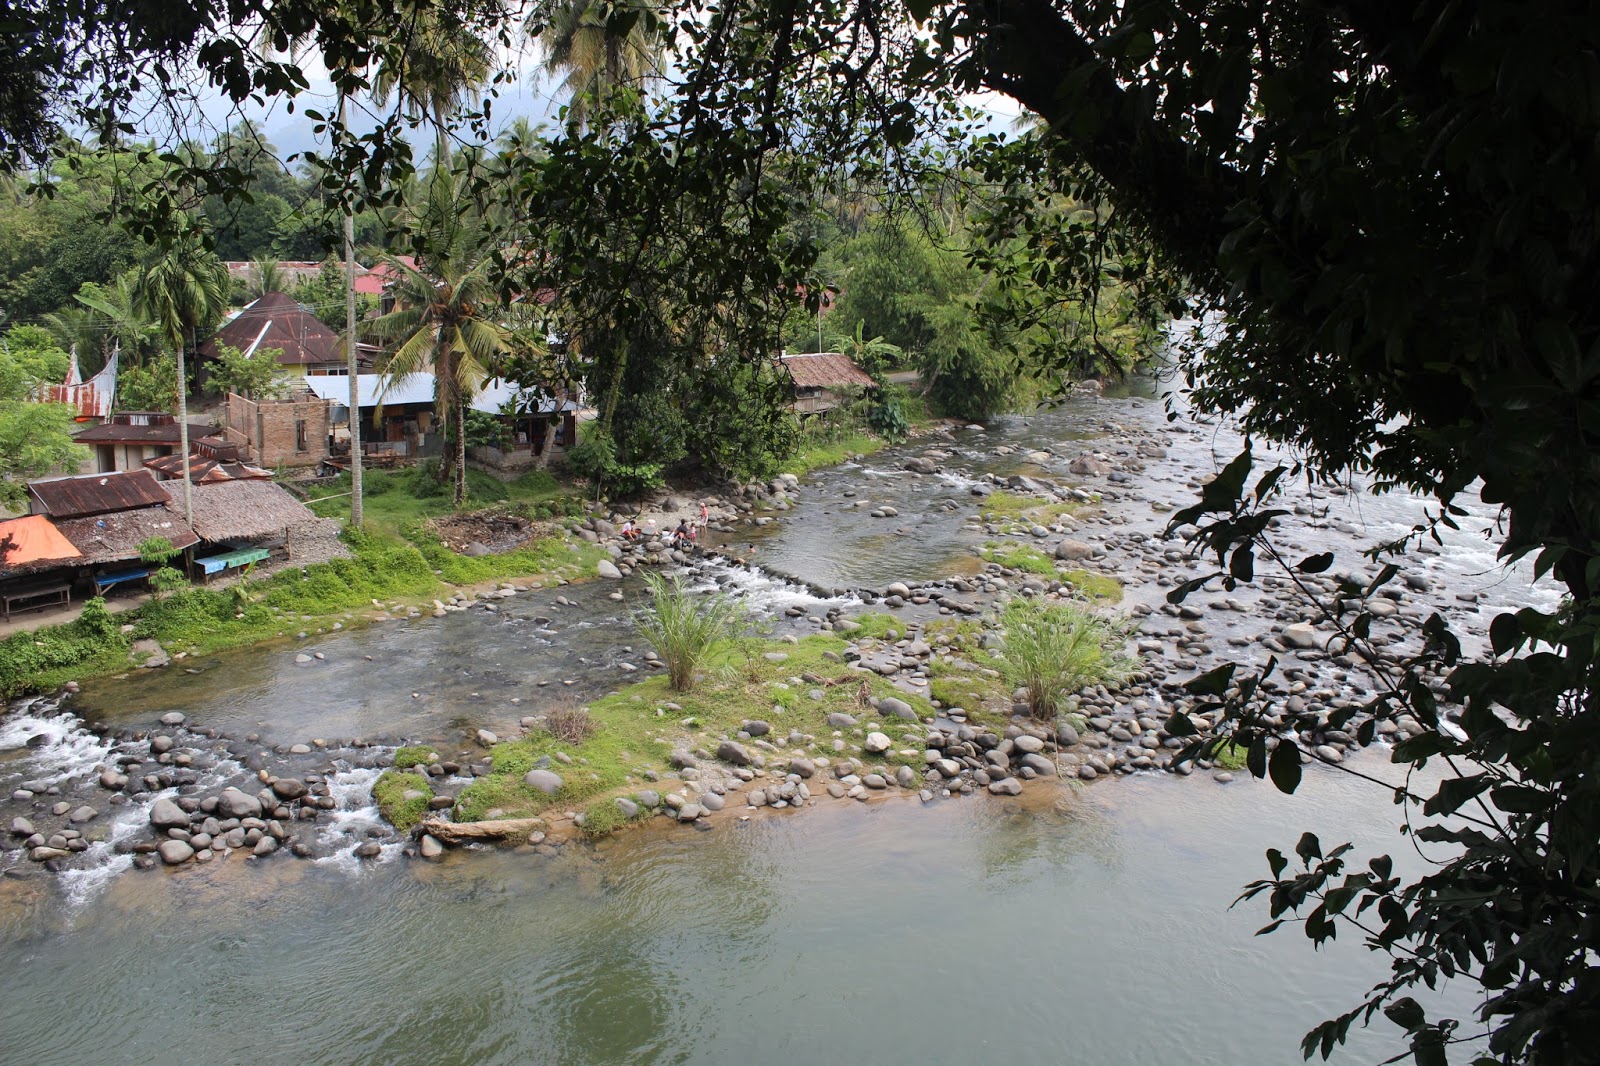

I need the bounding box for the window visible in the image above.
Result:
[295,419,308,452]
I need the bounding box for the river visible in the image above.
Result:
[0,378,1525,1063]
[0,765,1472,1065]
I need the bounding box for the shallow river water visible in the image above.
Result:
[0,377,1525,1064]
[0,766,1472,1066]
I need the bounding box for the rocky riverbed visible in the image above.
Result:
[0,381,1552,889]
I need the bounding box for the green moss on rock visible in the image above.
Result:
[374,771,432,831]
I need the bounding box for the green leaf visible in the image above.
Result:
[1164,710,1198,737]
[1229,543,1255,581]
[1183,663,1236,697]
[1384,997,1426,1032]
[1296,552,1334,573]
[1270,740,1303,793]
[1423,774,1491,816]
[1489,612,1522,656]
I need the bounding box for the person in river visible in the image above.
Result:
[621,519,640,541]
[672,520,694,547]
[644,518,657,540]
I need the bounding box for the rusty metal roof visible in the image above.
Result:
[28,470,173,519]
[73,421,186,444]
[200,292,345,367]
[143,451,273,484]
[778,352,876,389]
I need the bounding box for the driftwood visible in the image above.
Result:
[416,816,547,845]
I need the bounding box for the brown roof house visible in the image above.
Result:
[73,412,191,473]
[200,292,372,375]
[776,352,877,415]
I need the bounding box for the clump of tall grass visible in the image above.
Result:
[997,599,1130,719]
[634,571,747,691]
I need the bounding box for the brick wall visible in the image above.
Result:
[224,392,330,468]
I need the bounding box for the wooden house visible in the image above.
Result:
[776,352,876,415]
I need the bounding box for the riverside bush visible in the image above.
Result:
[634,571,748,691]
[997,600,1130,719]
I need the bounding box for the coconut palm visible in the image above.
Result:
[71,275,160,366]
[250,257,288,298]
[530,0,664,130]
[134,220,230,527]
[373,1,494,173]
[368,175,509,505]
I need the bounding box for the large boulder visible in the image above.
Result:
[864,731,892,754]
[215,788,262,819]
[596,560,624,580]
[1068,455,1111,477]
[903,457,939,475]
[878,697,917,721]
[1055,539,1094,561]
[523,769,564,795]
[716,740,753,766]
[158,840,195,865]
[1282,623,1318,649]
[149,797,190,831]
[269,778,309,801]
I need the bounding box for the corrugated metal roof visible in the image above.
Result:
[778,352,876,389]
[143,453,274,484]
[74,420,187,444]
[200,292,345,367]
[28,470,172,519]
[302,375,579,414]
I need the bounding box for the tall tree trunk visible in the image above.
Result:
[342,91,364,528]
[176,339,193,529]
[454,398,468,505]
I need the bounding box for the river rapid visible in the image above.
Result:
[0,377,1536,1063]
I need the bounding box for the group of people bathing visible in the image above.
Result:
[620,503,709,549]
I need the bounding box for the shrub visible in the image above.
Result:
[568,430,665,497]
[997,599,1130,719]
[633,570,748,691]
[543,706,597,745]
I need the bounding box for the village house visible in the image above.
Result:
[198,292,375,376]
[776,352,876,415]
[5,470,199,608]
[72,412,188,473]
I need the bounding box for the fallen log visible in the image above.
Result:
[416,816,547,845]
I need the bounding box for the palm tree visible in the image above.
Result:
[69,274,161,370]
[828,321,904,381]
[135,220,230,527]
[373,2,494,174]
[369,175,509,505]
[530,0,663,130]
[250,257,288,298]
